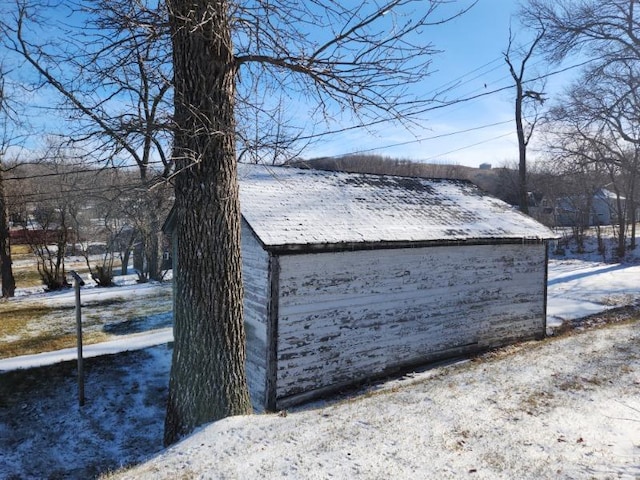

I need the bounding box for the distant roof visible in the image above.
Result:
[595,188,624,200]
[238,164,555,252]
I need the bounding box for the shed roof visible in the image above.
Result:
[238,164,555,252]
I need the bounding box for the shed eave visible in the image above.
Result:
[261,236,552,255]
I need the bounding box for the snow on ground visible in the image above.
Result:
[113,320,640,480]
[1,239,640,479]
[0,346,171,479]
[12,270,166,302]
[546,259,640,328]
[0,328,172,372]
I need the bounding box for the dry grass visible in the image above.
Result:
[0,301,77,357]
[0,247,171,359]
[1,331,113,359]
[0,287,171,359]
[0,297,169,358]
[10,244,32,256]
[100,467,197,480]
[0,305,59,334]
[11,265,44,288]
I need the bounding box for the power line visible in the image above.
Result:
[322,120,513,158]
[7,156,168,174]
[422,32,551,99]
[3,178,167,201]
[4,54,595,186]
[424,57,505,98]
[4,163,165,182]
[304,58,596,158]
[420,132,514,162]
[7,165,123,181]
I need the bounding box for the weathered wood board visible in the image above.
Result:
[273,243,546,405]
[241,221,269,410]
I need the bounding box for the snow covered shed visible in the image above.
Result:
[166,164,556,411]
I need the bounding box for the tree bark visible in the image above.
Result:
[0,168,16,298]
[514,81,529,214]
[164,0,252,446]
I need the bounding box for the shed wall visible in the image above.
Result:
[274,243,546,404]
[241,221,269,410]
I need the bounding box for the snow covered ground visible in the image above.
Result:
[547,258,640,328]
[113,319,640,480]
[1,245,640,479]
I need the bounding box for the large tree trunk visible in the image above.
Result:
[0,170,16,298]
[164,0,252,446]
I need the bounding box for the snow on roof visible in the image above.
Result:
[595,188,624,200]
[238,164,555,250]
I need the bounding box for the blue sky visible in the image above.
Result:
[304,0,570,168]
[7,0,576,170]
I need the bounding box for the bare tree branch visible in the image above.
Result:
[504,24,546,214]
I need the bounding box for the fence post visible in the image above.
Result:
[69,270,85,406]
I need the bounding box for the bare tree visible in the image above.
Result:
[78,168,151,286]
[540,149,608,254]
[164,0,250,444]
[523,0,640,256]
[523,0,640,66]
[0,163,15,297]
[0,64,20,298]
[164,0,475,444]
[236,91,309,165]
[504,26,546,214]
[2,0,476,442]
[0,146,16,299]
[12,147,91,290]
[5,0,173,281]
[543,84,638,258]
[523,0,640,147]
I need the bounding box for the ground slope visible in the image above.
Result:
[112,319,640,480]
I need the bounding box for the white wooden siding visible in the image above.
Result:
[275,244,546,402]
[241,221,269,410]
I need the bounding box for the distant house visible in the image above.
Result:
[165,164,556,411]
[9,225,76,246]
[555,188,626,227]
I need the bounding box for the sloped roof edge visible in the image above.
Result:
[238,164,556,248]
[164,164,557,249]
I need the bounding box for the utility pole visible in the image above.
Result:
[69,270,85,406]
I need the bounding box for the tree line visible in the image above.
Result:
[2,146,172,290]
